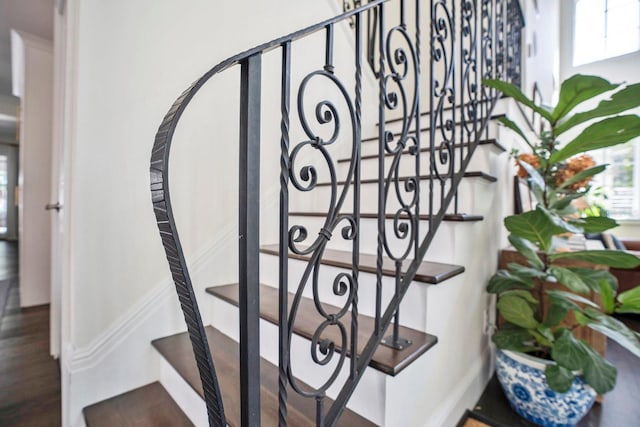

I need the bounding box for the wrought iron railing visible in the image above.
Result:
[150,1,524,426]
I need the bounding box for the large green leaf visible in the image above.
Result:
[550,193,583,211]
[567,268,618,292]
[508,235,545,269]
[518,160,546,194]
[483,78,553,122]
[551,329,589,371]
[545,365,575,393]
[552,74,619,123]
[508,262,548,280]
[548,267,591,294]
[556,83,640,135]
[582,308,640,357]
[569,216,618,233]
[617,286,640,314]
[498,116,532,148]
[545,298,573,327]
[492,326,538,352]
[580,342,618,394]
[504,207,565,251]
[546,289,599,308]
[550,115,640,164]
[599,279,615,313]
[539,206,583,234]
[487,270,534,293]
[550,250,640,269]
[498,295,539,329]
[502,290,539,305]
[557,165,607,191]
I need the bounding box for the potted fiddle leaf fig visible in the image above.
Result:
[482,74,640,427]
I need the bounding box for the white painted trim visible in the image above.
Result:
[63,220,235,427]
[66,222,236,373]
[424,346,493,427]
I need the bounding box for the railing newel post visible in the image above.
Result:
[239,52,262,427]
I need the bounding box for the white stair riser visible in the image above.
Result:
[159,358,209,427]
[379,102,507,136]
[336,147,493,179]
[359,127,499,157]
[285,215,466,261]
[209,298,386,426]
[260,251,431,332]
[289,178,495,213]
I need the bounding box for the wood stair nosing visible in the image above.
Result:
[83,382,193,427]
[206,283,437,376]
[363,113,506,143]
[152,327,375,427]
[288,211,484,222]
[337,138,506,164]
[260,244,465,285]
[315,171,497,187]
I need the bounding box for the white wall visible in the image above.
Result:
[11,30,53,307]
[62,0,377,424]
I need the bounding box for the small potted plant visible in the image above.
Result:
[482,74,640,427]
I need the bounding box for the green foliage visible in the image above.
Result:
[483,74,640,394]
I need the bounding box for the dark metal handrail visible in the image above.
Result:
[150,1,524,426]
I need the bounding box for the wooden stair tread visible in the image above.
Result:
[207,283,437,376]
[316,171,496,187]
[363,113,506,142]
[289,212,484,222]
[83,382,193,427]
[152,327,375,427]
[260,244,464,284]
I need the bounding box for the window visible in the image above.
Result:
[573,0,640,66]
[592,140,640,220]
[0,155,7,234]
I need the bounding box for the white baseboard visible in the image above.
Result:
[63,223,236,427]
[425,346,494,427]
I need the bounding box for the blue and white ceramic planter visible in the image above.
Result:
[496,350,597,427]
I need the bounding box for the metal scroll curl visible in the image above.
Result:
[431,0,456,183]
[286,68,359,398]
[380,23,420,261]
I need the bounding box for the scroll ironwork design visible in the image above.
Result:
[149,0,525,425]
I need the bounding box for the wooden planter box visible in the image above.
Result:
[499,248,607,357]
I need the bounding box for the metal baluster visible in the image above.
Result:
[239,53,262,427]
[351,10,363,381]
[375,1,386,337]
[414,0,421,264]
[278,42,291,427]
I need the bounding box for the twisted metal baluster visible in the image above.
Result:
[278,41,291,427]
[351,10,363,381]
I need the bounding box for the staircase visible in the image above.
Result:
[85,0,524,425]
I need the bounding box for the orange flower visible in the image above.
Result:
[516,153,540,178]
[555,155,596,190]
[567,154,595,173]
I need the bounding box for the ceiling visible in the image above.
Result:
[0,0,54,138]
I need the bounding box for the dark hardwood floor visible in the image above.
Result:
[0,241,61,426]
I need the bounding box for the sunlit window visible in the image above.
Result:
[573,0,640,66]
[591,140,640,220]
